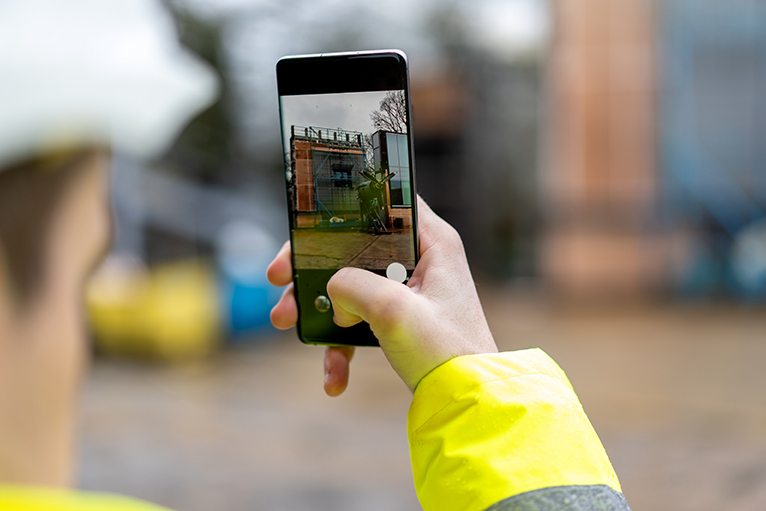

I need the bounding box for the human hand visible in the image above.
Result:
[266,240,355,396]
[266,196,497,394]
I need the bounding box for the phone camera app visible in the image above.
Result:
[282,90,416,277]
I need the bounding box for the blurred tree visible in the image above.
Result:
[371,91,407,133]
[166,6,232,185]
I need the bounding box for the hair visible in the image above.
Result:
[0,150,96,308]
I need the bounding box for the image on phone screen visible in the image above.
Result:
[281,91,416,275]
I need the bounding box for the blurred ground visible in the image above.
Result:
[79,290,766,511]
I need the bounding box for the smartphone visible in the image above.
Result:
[276,50,419,346]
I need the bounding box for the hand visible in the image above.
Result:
[266,241,355,396]
[267,196,497,394]
[327,197,497,390]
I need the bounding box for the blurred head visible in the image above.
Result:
[0,0,218,487]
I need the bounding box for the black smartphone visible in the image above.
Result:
[276,50,419,346]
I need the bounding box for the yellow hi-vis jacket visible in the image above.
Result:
[409,348,630,511]
[0,349,629,511]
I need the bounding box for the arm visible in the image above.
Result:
[268,197,630,510]
[410,349,629,511]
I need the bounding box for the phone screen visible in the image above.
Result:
[277,51,418,346]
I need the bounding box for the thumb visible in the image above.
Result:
[327,267,414,334]
[327,266,441,391]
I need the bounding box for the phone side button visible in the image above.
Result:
[314,295,331,313]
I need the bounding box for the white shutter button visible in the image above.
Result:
[386,262,407,283]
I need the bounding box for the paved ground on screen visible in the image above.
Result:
[292,228,414,271]
[79,293,766,511]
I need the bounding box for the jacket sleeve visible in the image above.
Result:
[407,349,631,511]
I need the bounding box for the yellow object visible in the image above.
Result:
[0,485,171,511]
[87,259,221,361]
[408,349,623,511]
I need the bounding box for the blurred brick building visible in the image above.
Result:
[542,0,665,300]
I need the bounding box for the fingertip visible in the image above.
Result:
[265,260,279,285]
[324,363,349,396]
[415,195,437,221]
[414,195,460,255]
[327,268,365,327]
[266,259,289,287]
[323,346,353,397]
[324,376,347,397]
[270,284,298,330]
[333,311,362,328]
[267,241,293,286]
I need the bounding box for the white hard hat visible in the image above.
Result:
[0,0,220,169]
